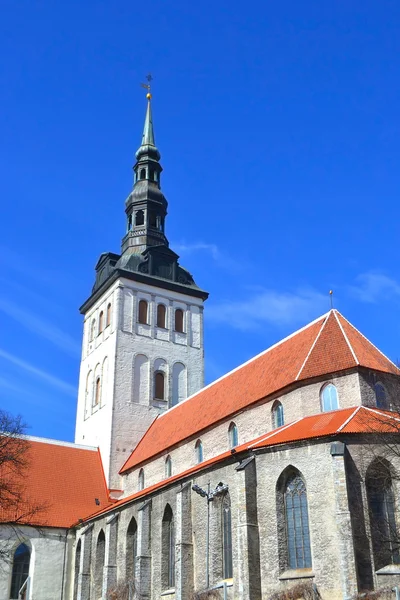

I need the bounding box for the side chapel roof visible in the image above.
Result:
[121,309,399,473]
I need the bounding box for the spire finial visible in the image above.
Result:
[329,290,334,309]
[139,74,156,147]
[141,73,153,100]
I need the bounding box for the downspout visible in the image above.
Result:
[206,482,210,589]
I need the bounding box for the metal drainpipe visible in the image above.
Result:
[210,581,228,600]
[206,482,210,589]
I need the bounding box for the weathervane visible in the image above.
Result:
[141,73,153,100]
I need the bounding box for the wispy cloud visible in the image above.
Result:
[349,272,400,304]
[0,298,80,357]
[173,241,245,272]
[0,347,76,397]
[206,287,328,331]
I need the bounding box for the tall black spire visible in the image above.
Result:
[122,93,168,255]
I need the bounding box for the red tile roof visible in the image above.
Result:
[0,437,112,528]
[121,311,400,473]
[90,406,400,523]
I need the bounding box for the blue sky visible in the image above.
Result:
[1,0,400,441]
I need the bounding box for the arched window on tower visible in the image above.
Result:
[135,210,144,226]
[375,383,388,410]
[98,311,104,334]
[162,505,175,590]
[106,303,112,328]
[272,401,284,428]
[128,214,133,231]
[155,372,165,400]
[165,455,172,478]
[321,383,339,412]
[10,543,30,599]
[140,168,146,180]
[94,377,101,407]
[222,493,233,579]
[157,304,166,328]
[228,422,238,449]
[195,439,203,463]
[138,300,148,325]
[149,211,157,228]
[138,468,145,491]
[366,459,400,569]
[174,309,184,333]
[126,517,137,583]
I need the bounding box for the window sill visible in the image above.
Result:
[376,564,400,575]
[161,589,175,596]
[279,569,315,581]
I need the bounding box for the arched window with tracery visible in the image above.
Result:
[165,455,172,478]
[162,505,175,590]
[138,300,148,325]
[277,469,312,570]
[174,308,184,333]
[10,543,30,599]
[366,459,400,569]
[228,422,238,449]
[155,371,165,400]
[195,439,203,463]
[157,304,166,328]
[321,383,339,412]
[106,303,112,327]
[98,311,104,334]
[126,517,137,583]
[138,468,144,491]
[93,530,105,599]
[375,383,388,410]
[222,493,233,579]
[272,401,284,428]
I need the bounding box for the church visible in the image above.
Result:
[1,93,400,600]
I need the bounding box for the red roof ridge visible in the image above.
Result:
[337,406,361,432]
[361,405,400,423]
[336,312,400,373]
[332,310,359,365]
[295,312,331,380]
[249,418,303,448]
[152,311,330,425]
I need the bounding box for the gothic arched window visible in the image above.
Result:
[222,493,233,579]
[283,472,312,569]
[228,422,238,449]
[93,530,105,599]
[165,455,172,478]
[155,372,165,400]
[126,517,137,583]
[162,505,175,590]
[375,383,388,410]
[174,309,184,333]
[10,543,30,599]
[138,468,144,491]
[138,300,148,325]
[157,304,167,328]
[321,383,339,412]
[272,401,284,428]
[195,439,203,463]
[106,303,112,327]
[98,311,104,334]
[366,459,400,569]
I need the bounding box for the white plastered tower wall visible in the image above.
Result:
[75,275,205,490]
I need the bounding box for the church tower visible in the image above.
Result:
[75,92,208,490]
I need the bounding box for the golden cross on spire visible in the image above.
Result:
[141,73,153,100]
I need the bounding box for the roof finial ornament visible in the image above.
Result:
[141,73,153,100]
[329,290,334,309]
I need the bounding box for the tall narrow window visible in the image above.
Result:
[367,459,400,569]
[10,543,30,599]
[135,210,144,226]
[98,311,104,334]
[138,468,144,491]
[162,505,175,590]
[195,439,203,463]
[321,383,338,412]
[94,377,101,407]
[228,422,238,449]
[126,517,137,583]
[140,168,146,180]
[106,303,112,327]
[272,401,284,428]
[93,530,105,600]
[155,372,165,400]
[90,319,96,342]
[165,455,172,478]
[128,214,133,230]
[284,473,312,569]
[222,493,233,579]
[375,383,388,410]
[157,304,166,328]
[138,300,148,324]
[174,309,184,333]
